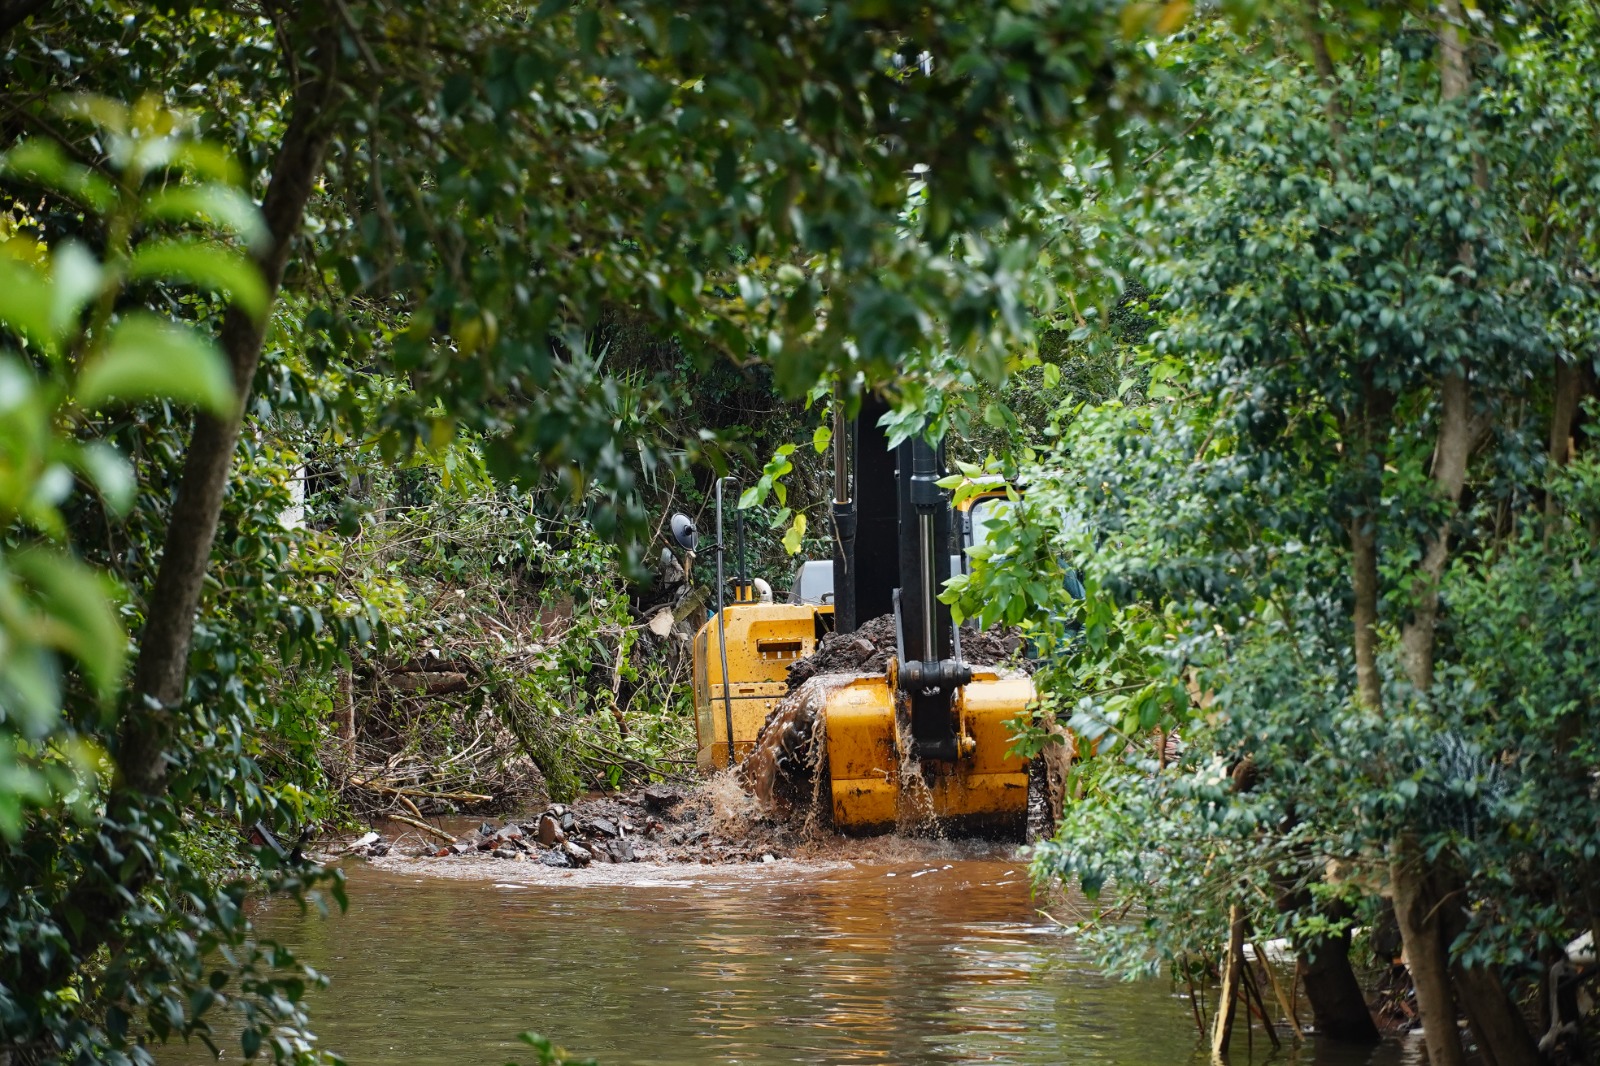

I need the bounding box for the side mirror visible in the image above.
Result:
[670,513,698,551]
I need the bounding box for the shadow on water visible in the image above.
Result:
[169,859,1422,1066]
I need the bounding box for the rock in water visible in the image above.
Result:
[642,785,683,812]
[537,814,565,846]
[561,841,593,867]
[540,848,571,868]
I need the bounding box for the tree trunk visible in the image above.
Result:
[119,35,342,795]
[337,666,357,760]
[1436,868,1544,1066]
[1344,383,1392,711]
[1550,358,1583,470]
[1302,0,1345,142]
[1213,904,1247,1058]
[1453,960,1543,1066]
[1298,912,1380,1042]
[1392,834,1467,1066]
[1277,880,1380,1042]
[1348,513,1382,709]
[1399,372,1476,693]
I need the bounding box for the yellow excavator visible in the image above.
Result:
[672,396,1035,838]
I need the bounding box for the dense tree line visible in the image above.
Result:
[953,3,1600,1063]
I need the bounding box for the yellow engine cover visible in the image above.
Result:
[824,672,1033,838]
[692,603,828,771]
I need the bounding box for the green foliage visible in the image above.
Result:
[0,98,254,816]
[951,6,1600,1020]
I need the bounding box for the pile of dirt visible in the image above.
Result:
[784,613,1030,692]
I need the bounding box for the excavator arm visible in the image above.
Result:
[818,404,1034,838]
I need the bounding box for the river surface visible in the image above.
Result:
[171,856,1421,1066]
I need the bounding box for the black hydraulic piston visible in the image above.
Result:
[893,434,961,761]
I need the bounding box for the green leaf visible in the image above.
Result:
[140,184,268,252]
[812,423,832,454]
[76,314,236,415]
[781,513,807,555]
[171,142,245,185]
[126,239,268,318]
[9,548,126,702]
[0,258,56,352]
[1041,362,1062,389]
[51,241,104,339]
[71,442,135,515]
[0,140,117,212]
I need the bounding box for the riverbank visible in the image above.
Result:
[326,773,1034,885]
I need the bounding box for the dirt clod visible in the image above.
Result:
[784,613,1029,692]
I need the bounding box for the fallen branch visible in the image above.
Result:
[355,780,495,804]
[389,812,457,843]
[385,671,471,696]
[1254,941,1303,1042]
[572,734,695,781]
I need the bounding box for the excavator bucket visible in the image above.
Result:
[744,668,1034,840]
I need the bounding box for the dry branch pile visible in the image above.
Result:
[318,505,701,819]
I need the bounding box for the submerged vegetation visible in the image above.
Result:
[1,0,1598,1063]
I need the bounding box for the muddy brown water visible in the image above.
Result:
[167,853,1422,1066]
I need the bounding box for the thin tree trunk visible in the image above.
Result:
[1348,513,1382,708]
[1399,372,1477,693]
[1550,359,1583,470]
[1213,905,1247,1058]
[337,666,357,759]
[1302,0,1345,141]
[119,37,342,795]
[1392,834,1467,1066]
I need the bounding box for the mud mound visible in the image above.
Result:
[785,614,899,689]
[784,613,1030,692]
